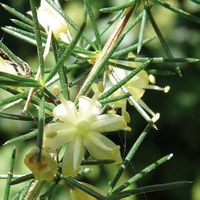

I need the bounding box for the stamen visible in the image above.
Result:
[145,85,170,93]
[164,86,170,93]
[111,67,153,123]
[152,113,160,122]
[149,74,156,84]
[137,99,156,117]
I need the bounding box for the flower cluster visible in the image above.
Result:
[111,67,169,118]
[24,0,170,182]
[21,0,172,198]
[93,59,170,123]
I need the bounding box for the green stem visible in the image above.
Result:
[45,15,86,84]
[61,175,106,200]
[109,123,152,191]
[10,174,34,185]
[0,112,38,121]
[36,94,45,161]
[98,60,150,100]
[153,0,200,24]
[2,26,45,46]
[3,130,38,146]
[137,8,147,53]
[0,91,28,107]
[99,94,130,105]
[112,154,173,193]
[76,7,138,100]
[3,148,16,200]
[24,181,45,199]
[0,3,33,25]
[29,0,45,81]
[52,36,70,100]
[112,36,156,58]
[125,57,200,63]
[84,0,102,49]
[100,0,139,13]
[146,5,181,75]
[108,181,192,200]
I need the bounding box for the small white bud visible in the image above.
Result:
[149,74,156,84]
[152,113,160,122]
[51,85,60,96]
[164,86,170,93]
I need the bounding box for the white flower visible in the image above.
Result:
[43,96,128,177]
[101,66,150,122]
[108,66,149,102]
[37,0,71,43]
[104,62,170,123]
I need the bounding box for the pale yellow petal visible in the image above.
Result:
[53,99,77,124]
[127,86,145,101]
[84,132,122,164]
[44,123,76,151]
[112,67,126,80]
[78,96,101,121]
[108,90,127,108]
[85,133,112,151]
[91,114,127,133]
[62,136,85,177]
[37,0,71,42]
[126,70,149,89]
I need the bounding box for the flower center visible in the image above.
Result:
[76,121,91,136]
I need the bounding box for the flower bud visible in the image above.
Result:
[24,147,57,182]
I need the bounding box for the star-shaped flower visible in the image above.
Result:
[43,96,128,177]
[102,60,169,123]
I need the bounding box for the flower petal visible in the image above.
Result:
[53,97,77,124]
[43,123,76,151]
[126,70,149,89]
[127,86,145,101]
[62,136,85,177]
[84,132,122,164]
[111,67,126,81]
[78,96,101,121]
[91,114,127,133]
[37,0,71,42]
